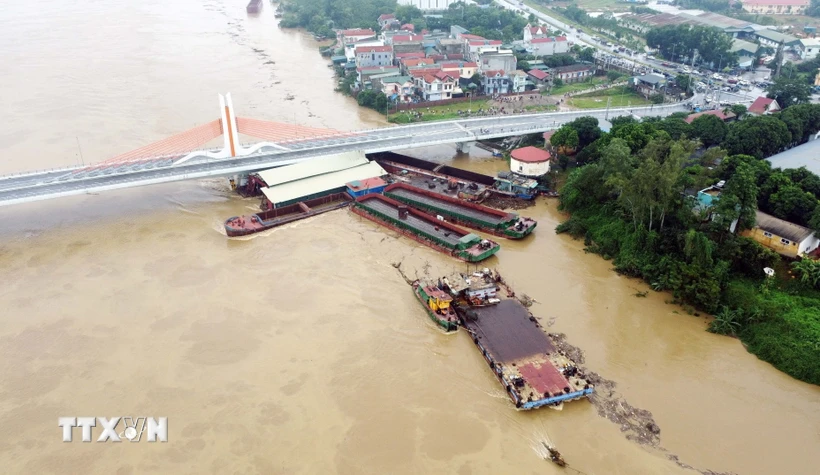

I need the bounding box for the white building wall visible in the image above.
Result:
[511,158,550,177]
[797,235,820,255]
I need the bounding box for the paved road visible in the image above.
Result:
[0,103,690,207]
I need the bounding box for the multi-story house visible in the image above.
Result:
[355,46,394,68]
[482,70,511,95]
[417,71,457,101]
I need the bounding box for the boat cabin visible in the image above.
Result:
[494,171,539,199]
[421,286,453,313]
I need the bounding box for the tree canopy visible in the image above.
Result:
[767,75,812,109]
[645,24,736,67]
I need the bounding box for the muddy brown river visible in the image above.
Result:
[1,1,818,474]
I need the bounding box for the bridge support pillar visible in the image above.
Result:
[456,141,475,154]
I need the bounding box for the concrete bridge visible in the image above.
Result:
[0,94,690,207]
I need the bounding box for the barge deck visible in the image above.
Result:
[384,183,537,239]
[443,271,593,410]
[224,192,352,237]
[351,194,500,262]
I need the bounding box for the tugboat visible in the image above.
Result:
[412,280,459,333]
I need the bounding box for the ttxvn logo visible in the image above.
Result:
[58,417,168,442]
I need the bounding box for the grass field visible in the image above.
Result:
[548,77,610,96]
[568,86,650,109]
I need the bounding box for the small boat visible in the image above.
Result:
[542,443,567,467]
[412,281,459,333]
[247,0,263,14]
[224,192,352,237]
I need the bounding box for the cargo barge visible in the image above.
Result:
[441,270,593,410]
[247,0,263,14]
[224,192,352,237]
[413,281,459,332]
[383,183,537,239]
[351,194,500,262]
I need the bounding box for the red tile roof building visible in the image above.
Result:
[748,96,781,115]
[510,146,552,177]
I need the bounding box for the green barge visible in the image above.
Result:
[351,194,500,262]
[383,183,537,239]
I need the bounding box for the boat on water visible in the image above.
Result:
[441,270,594,410]
[247,0,262,14]
[383,183,537,239]
[412,281,459,332]
[351,193,500,262]
[224,192,352,237]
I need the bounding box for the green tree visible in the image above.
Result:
[767,75,812,109]
[716,161,759,231]
[723,115,791,158]
[790,258,820,288]
[730,104,747,118]
[565,117,602,149]
[769,185,818,226]
[691,114,729,147]
[551,127,580,151]
[676,74,692,92]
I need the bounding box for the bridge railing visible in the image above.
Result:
[0,165,84,180]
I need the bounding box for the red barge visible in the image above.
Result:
[224,192,352,237]
[351,193,500,262]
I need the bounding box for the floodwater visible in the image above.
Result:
[0,1,818,474]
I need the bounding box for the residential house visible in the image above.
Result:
[450,25,470,38]
[401,57,436,73]
[482,70,511,95]
[339,29,377,46]
[355,45,394,68]
[394,52,426,61]
[527,68,550,87]
[529,37,570,56]
[523,24,551,42]
[799,38,820,60]
[510,70,529,93]
[748,96,781,115]
[741,210,820,258]
[553,64,595,84]
[344,38,385,62]
[417,71,457,101]
[386,33,423,45]
[440,61,478,79]
[466,39,502,60]
[401,24,415,32]
[741,0,809,15]
[378,14,396,29]
[437,38,465,55]
[684,109,736,124]
[478,50,517,73]
[633,73,666,96]
[377,75,416,102]
[357,66,402,89]
[459,33,486,42]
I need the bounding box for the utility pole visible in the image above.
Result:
[605,96,611,120]
[774,41,784,78]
